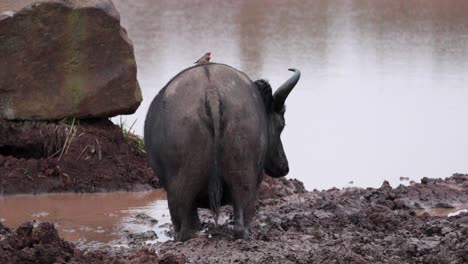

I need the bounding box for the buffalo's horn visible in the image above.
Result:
[273,68,301,111]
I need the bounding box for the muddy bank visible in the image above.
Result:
[1,174,468,263]
[155,174,468,263]
[0,221,184,264]
[0,119,158,194]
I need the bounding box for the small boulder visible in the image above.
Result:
[0,0,142,120]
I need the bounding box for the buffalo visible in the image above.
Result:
[144,63,300,241]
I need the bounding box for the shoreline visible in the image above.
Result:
[1,174,467,263]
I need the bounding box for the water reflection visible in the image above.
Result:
[112,0,468,190]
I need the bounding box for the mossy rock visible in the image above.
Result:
[0,0,142,120]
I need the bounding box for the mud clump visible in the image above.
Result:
[0,221,183,264]
[0,118,158,195]
[258,176,306,199]
[135,213,159,226]
[123,230,158,246]
[0,222,75,263]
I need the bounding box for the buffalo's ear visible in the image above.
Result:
[254,79,273,112]
[273,69,301,111]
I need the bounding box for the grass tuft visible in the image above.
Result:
[118,116,145,154]
[61,117,80,126]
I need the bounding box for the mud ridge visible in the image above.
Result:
[0,118,158,195]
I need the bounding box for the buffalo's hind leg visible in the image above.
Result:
[167,184,202,242]
[230,181,257,239]
[176,203,201,241]
[167,195,182,234]
[191,206,202,230]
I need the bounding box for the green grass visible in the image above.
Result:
[61,117,79,126]
[118,116,146,154]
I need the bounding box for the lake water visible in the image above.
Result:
[112,0,468,190]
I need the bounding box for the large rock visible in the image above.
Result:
[0,0,142,120]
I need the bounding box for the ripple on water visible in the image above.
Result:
[31,212,49,218]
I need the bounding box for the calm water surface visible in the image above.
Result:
[112,0,468,190]
[0,190,171,243]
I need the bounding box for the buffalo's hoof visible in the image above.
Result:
[234,227,250,240]
[175,230,195,242]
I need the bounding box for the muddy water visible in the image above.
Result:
[112,0,468,190]
[0,190,171,243]
[416,203,468,217]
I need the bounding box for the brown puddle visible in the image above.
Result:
[0,189,170,243]
[416,203,468,217]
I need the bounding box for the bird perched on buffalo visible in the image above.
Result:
[195,52,211,64]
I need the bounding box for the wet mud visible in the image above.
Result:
[1,174,467,263]
[0,221,183,264]
[0,119,158,195]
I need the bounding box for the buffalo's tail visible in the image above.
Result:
[205,87,222,224]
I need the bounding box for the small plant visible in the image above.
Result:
[119,116,137,143]
[118,116,146,154]
[57,117,81,161]
[61,117,80,126]
[129,133,146,154]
